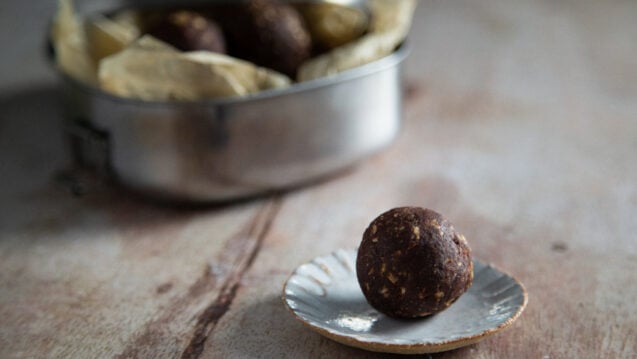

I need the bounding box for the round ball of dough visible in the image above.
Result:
[220,0,312,78]
[356,207,473,318]
[147,11,226,53]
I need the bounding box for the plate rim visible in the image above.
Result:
[281,249,528,354]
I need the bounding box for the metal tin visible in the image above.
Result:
[59,4,408,202]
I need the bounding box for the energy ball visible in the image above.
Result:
[147,10,226,53]
[219,0,312,78]
[356,207,473,318]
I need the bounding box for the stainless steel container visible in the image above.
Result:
[60,3,408,202]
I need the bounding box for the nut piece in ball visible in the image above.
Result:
[356,207,473,318]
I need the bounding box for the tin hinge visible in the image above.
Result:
[56,120,111,196]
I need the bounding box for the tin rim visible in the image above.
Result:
[57,43,410,108]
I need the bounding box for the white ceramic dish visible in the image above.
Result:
[282,249,527,354]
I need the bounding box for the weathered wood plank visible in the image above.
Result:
[0,186,277,358]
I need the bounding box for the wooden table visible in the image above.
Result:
[1,1,636,357]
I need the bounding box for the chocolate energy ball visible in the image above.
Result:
[219,0,312,78]
[356,207,473,318]
[147,10,226,53]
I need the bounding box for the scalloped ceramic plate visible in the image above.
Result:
[282,249,527,354]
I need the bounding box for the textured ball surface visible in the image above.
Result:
[147,10,226,53]
[356,207,473,318]
[220,0,312,78]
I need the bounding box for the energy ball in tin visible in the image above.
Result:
[220,0,312,78]
[356,207,473,318]
[147,10,226,53]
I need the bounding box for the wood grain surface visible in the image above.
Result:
[1,0,636,358]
